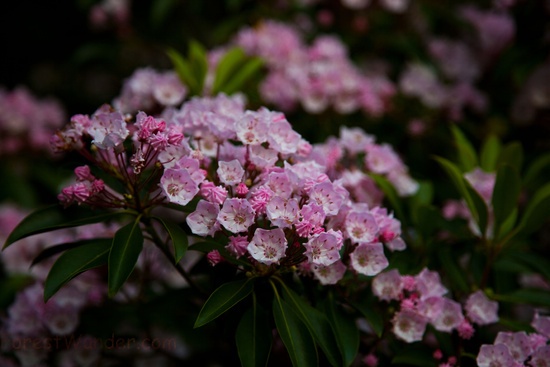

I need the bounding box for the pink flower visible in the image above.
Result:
[217,198,255,233]
[266,197,299,229]
[247,228,288,265]
[415,268,448,300]
[349,242,388,276]
[476,344,516,367]
[186,200,220,237]
[200,181,228,205]
[235,110,269,145]
[308,181,345,216]
[372,269,403,301]
[530,345,550,367]
[465,290,499,325]
[532,312,550,338]
[339,126,375,155]
[457,319,475,339]
[304,229,343,266]
[87,104,129,149]
[217,160,245,186]
[345,210,379,244]
[207,250,223,266]
[494,331,532,363]
[365,144,402,175]
[160,168,200,206]
[429,298,464,333]
[225,235,249,258]
[392,308,428,343]
[311,260,347,285]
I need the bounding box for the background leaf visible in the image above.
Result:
[480,134,502,172]
[491,164,521,238]
[153,216,188,264]
[108,219,144,297]
[325,295,359,367]
[451,125,478,172]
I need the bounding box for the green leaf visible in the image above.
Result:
[167,48,198,94]
[523,152,550,188]
[370,174,406,221]
[392,345,438,367]
[325,294,359,367]
[494,288,550,308]
[491,164,521,238]
[195,278,254,328]
[221,57,264,95]
[152,217,188,264]
[44,239,112,301]
[32,239,109,267]
[271,282,318,367]
[212,47,247,94]
[516,182,550,235]
[3,205,126,249]
[438,248,469,293]
[236,295,272,367]
[347,298,384,338]
[412,204,443,240]
[497,142,523,173]
[278,281,342,367]
[409,180,434,209]
[512,251,550,282]
[188,40,208,94]
[434,157,479,228]
[480,134,501,172]
[0,274,34,309]
[451,125,478,172]
[108,219,144,297]
[466,182,489,238]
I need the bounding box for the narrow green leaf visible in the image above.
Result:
[108,219,144,297]
[412,204,443,240]
[370,174,406,221]
[438,248,469,293]
[491,164,521,238]
[494,289,550,308]
[517,182,550,235]
[212,47,247,94]
[278,281,342,367]
[325,294,359,367]
[3,205,126,249]
[513,251,550,282]
[152,217,188,264]
[32,239,109,267]
[236,295,272,367]
[480,134,501,172]
[466,182,489,238]
[434,157,478,226]
[497,207,517,241]
[221,57,264,95]
[497,142,523,173]
[188,40,208,94]
[195,278,254,328]
[44,239,111,301]
[347,298,384,338]
[167,48,198,94]
[451,125,478,172]
[523,152,550,188]
[271,282,318,367]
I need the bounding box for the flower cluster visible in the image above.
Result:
[232,20,395,115]
[477,312,550,367]
[0,87,65,156]
[372,268,499,342]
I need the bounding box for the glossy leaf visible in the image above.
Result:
[32,239,108,267]
[153,216,188,264]
[451,125,478,172]
[221,57,264,95]
[512,251,550,282]
[212,47,247,94]
[271,283,318,367]
[325,295,359,367]
[44,239,111,301]
[279,281,342,367]
[480,134,502,172]
[523,152,550,188]
[108,219,144,297]
[236,295,272,367]
[195,278,254,328]
[3,205,126,250]
[466,182,489,238]
[497,142,523,173]
[491,164,521,238]
[495,289,550,308]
